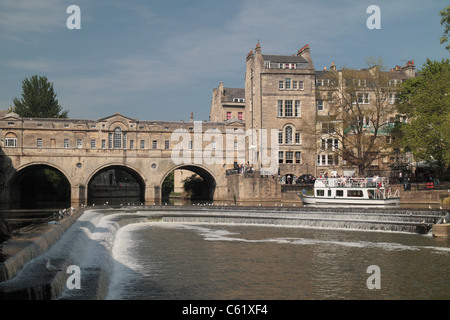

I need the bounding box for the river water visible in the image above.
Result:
[106,221,450,300]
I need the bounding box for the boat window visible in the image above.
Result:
[348,190,363,197]
[328,190,332,197]
[368,190,375,199]
[336,190,344,197]
[317,189,325,197]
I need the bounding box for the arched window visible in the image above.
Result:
[285,126,293,144]
[113,127,122,149]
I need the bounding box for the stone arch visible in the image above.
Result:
[9,162,73,208]
[11,162,73,186]
[160,164,218,201]
[86,163,146,204]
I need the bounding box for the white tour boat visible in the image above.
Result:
[298,177,400,206]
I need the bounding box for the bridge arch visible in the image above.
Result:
[9,162,72,209]
[161,164,218,201]
[86,163,146,205]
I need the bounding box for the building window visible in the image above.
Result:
[278,81,284,90]
[130,140,134,149]
[113,128,122,148]
[165,140,170,150]
[5,137,17,147]
[238,112,243,120]
[285,126,293,144]
[123,133,127,149]
[188,141,193,150]
[322,122,335,134]
[152,140,157,149]
[77,139,82,149]
[285,78,291,90]
[64,139,69,148]
[317,154,337,166]
[293,81,297,90]
[227,112,232,120]
[328,91,333,102]
[285,100,293,117]
[140,140,145,149]
[277,100,283,117]
[278,131,283,144]
[278,151,284,164]
[37,138,43,148]
[108,133,113,149]
[317,100,324,111]
[91,139,96,149]
[4,133,17,147]
[285,151,293,163]
[295,132,301,144]
[295,151,301,164]
[295,100,301,117]
[298,81,304,90]
[389,93,397,104]
[101,139,106,149]
[357,93,370,104]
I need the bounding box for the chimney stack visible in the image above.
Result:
[297,44,314,69]
[330,61,336,71]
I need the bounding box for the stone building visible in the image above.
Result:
[209,43,416,180]
[210,82,245,122]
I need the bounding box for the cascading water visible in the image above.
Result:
[0,205,447,299]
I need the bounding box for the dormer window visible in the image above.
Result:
[279,63,297,69]
[233,98,245,103]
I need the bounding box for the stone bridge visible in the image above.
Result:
[0,112,247,207]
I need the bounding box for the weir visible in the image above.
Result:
[0,205,447,299]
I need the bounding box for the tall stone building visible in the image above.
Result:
[243,43,317,180]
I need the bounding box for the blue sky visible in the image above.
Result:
[0,0,448,122]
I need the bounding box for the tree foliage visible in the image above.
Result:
[397,59,450,175]
[13,75,68,118]
[440,6,450,51]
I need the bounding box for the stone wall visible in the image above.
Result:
[226,174,281,202]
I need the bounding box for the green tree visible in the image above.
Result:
[440,6,450,51]
[13,75,68,118]
[397,59,450,176]
[162,171,174,198]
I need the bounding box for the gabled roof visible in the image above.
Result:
[97,113,138,123]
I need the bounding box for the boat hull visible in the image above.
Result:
[299,195,400,206]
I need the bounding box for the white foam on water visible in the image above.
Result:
[158,223,450,254]
[106,223,151,300]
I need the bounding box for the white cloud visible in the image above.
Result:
[0,0,65,36]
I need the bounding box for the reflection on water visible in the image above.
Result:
[108,223,450,300]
